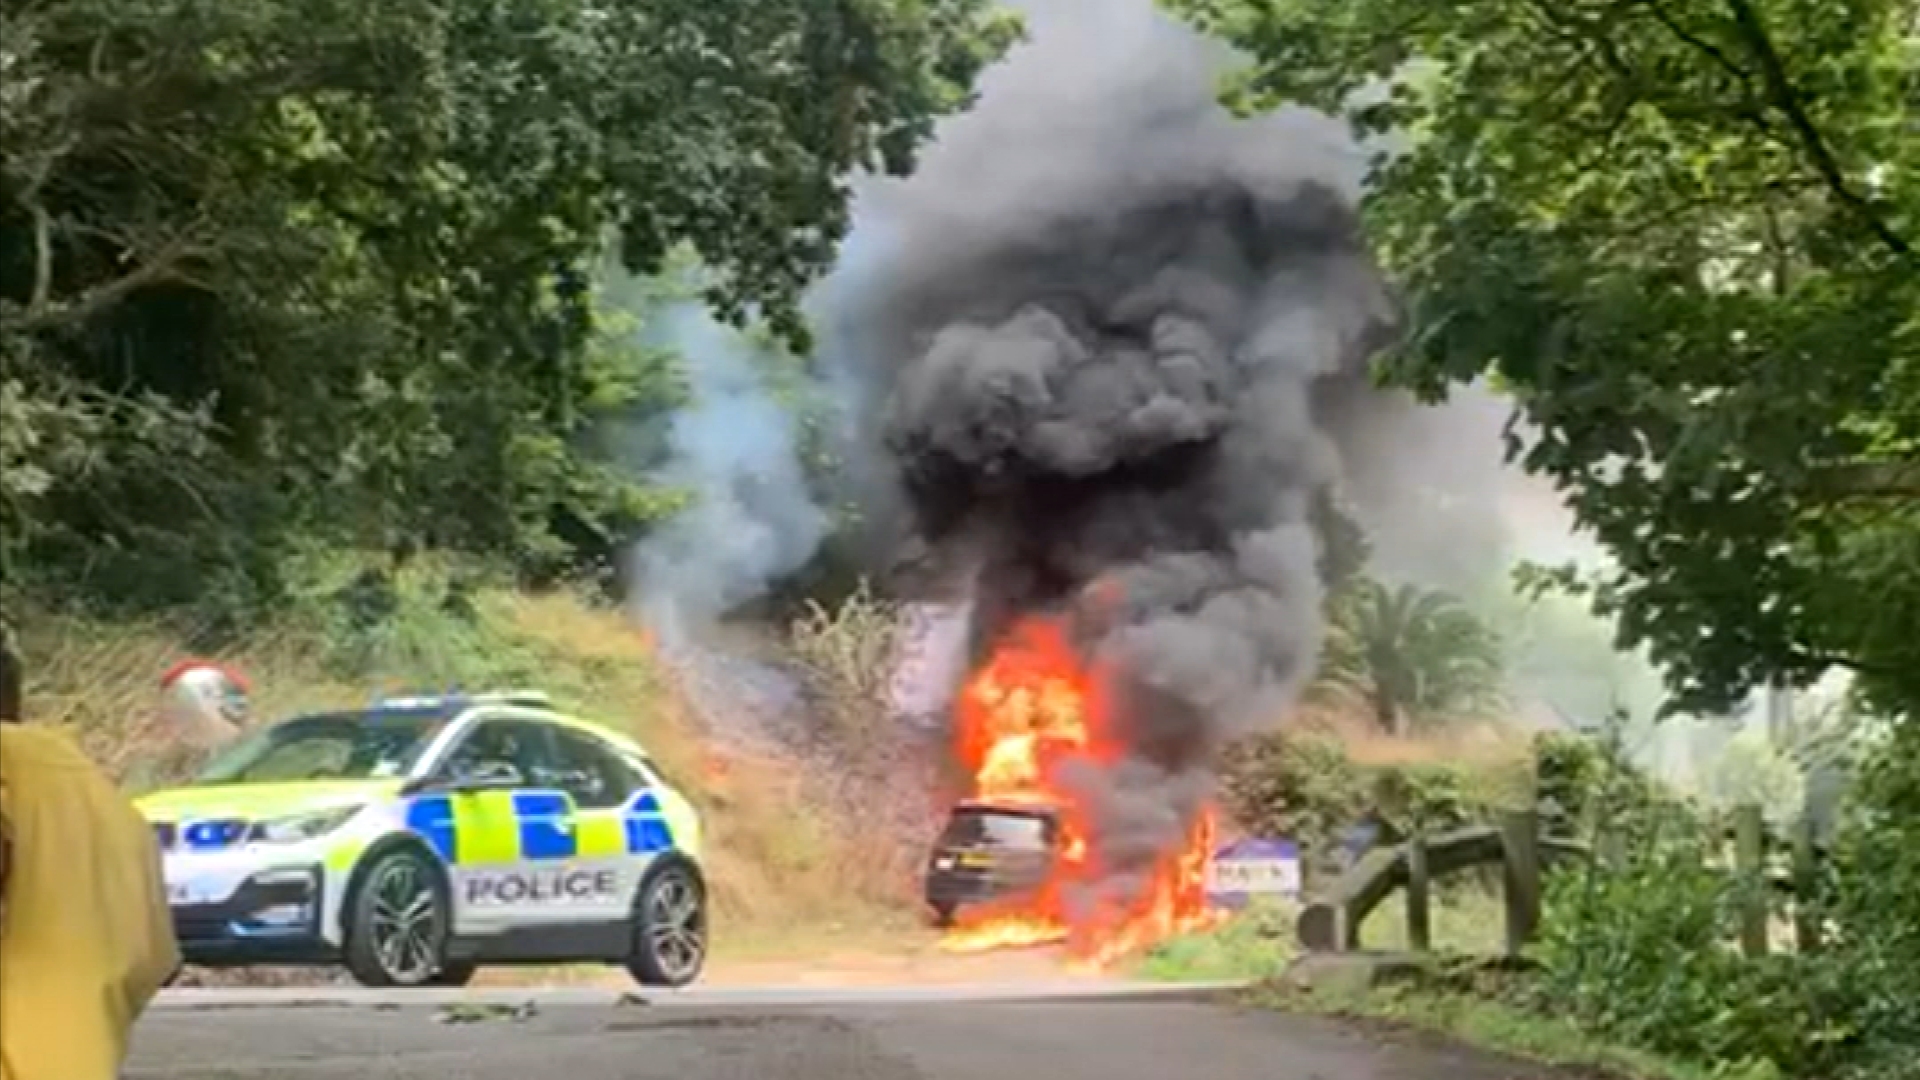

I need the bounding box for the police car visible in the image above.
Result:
[136,691,708,988]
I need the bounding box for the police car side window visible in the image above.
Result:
[549,729,643,810]
[443,719,561,786]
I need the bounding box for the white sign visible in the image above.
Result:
[1206,838,1303,907]
[1207,856,1301,897]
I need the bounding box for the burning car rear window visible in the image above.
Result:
[941,808,1052,849]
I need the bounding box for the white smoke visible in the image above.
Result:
[625,300,829,636]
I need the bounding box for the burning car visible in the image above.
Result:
[923,616,1220,962]
[923,799,1063,927]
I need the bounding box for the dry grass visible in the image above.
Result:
[23,613,363,778]
[13,583,924,966]
[778,584,951,915]
[1289,686,1535,774]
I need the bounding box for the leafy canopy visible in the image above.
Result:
[1168,0,1920,717]
[0,0,1016,618]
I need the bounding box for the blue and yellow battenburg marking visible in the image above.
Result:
[403,790,676,864]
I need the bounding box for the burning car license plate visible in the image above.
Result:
[956,851,998,869]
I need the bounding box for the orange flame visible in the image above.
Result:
[941,613,1218,967]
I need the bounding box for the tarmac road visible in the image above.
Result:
[127,985,1577,1080]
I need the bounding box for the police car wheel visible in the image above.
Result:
[343,848,451,988]
[625,863,706,988]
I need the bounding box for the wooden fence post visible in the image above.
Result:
[1734,804,1769,958]
[1341,904,1362,951]
[1792,814,1820,954]
[1500,809,1541,959]
[1595,820,1627,868]
[1406,827,1432,953]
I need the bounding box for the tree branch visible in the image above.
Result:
[1722,0,1914,261]
[10,130,76,321]
[1793,648,1901,681]
[28,204,53,315]
[1636,0,1786,132]
[1566,90,1642,175]
[1640,0,1754,87]
[1521,0,1640,82]
[2,231,214,335]
[1805,460,1920,500]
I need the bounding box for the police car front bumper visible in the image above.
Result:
[172,864,334,965]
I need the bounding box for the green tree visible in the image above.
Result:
[1168,0,1919,719]
[1319,577,1507,733]
[0,0,1016,616]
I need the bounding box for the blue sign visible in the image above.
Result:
[1338,822,1381,869]
[1206,837,1302,909]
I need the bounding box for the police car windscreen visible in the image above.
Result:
[941,807,1050,850]
[195,710,449,784]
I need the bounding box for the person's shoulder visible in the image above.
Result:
[0,723,98,770]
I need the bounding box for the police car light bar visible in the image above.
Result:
[375,689,554,710]
[473,690,555,708]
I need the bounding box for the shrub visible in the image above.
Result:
[783,580,901,746]
[779,581,945,907]
[1532,725,1910,1079]
[1220,731,1368,884]
[1368,759,1524,842]
[1536,809,1838,1076]
[1220,728,1534,905]
[1820,721,1920,1075]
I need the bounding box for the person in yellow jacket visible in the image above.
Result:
[0,636,181,1080]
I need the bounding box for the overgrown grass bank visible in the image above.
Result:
[15,561,924,960]
[1133,900,1298,983]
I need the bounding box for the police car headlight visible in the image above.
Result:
[248,805,363,845]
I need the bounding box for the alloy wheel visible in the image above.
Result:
[646,874,705,983]
[368,858,440,983]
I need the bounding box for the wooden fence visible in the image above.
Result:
[1294,804,1826,960]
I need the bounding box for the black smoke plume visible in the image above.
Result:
[839,0,1399,923]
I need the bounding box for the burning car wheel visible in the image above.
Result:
[625,860,706,987]
[343,848,452,988]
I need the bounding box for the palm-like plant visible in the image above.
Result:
[1318,577,1507,734]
